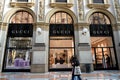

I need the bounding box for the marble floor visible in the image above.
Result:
[0,70,120,80]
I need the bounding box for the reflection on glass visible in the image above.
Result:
[49,49,74,68]
[50,12,73,24]
[9,37,32,48]
[89,12,110,24]
[91,37,117,69]
[49,36,74,69]
[6,49,31,69]
[11,11,33,23]
[5,37,32,69]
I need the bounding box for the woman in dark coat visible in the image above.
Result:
[70,56,82,80]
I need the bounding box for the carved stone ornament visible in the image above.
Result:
[0,3,2,21]
[78,0,84,20]
[39,1,44,20]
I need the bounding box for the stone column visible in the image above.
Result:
[77,24,93,72]
[114,24,120,70]
[0,23,9,72]
[31,23,49,73]
[31,43,47,73]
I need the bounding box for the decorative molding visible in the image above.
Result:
[10,2,35,7]
[50,3,73,8]
[0,2,2,21]
[32,43,45,51]
[87,4,110,9]
[39,0,44,21]
[116,7,120,21]
[77,22,90,26]
[78,0,84,20]
[114,0,120,21]
[78,43,90,51]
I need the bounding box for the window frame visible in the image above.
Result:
[93,0,104,3]
[56,0,67,2]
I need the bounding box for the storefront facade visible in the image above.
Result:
[0,0,120,72]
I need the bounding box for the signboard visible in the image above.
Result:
[50,24,74,36]
[90,24,112,37]
[8,24,33,37]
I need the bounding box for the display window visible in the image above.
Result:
[49,12,74,71]
[4,37,32,70]
[49,48,74,69]
[3,11,33,72]
[49,37,74,69]
[91,37,117,70]
[90,12,118,70]
[6,49,31,69]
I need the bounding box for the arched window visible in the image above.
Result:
[49,12,74,71]
[10,11,34,23]
[50,12,73,24]
[3,11,34,72]
[89,12,110,24]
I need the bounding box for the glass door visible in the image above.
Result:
[92,47,117,70]
[49,12,74,71]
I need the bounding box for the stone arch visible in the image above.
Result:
[3,7,37,23]
[85,9,116,25]
[45,8,78,24]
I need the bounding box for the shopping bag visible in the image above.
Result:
[74,66,81,75]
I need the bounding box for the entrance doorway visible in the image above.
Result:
[49,12,74,71]
[2,11,34,72]
[89,12,118,70]
[91,37,117,70]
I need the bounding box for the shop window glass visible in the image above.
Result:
[3,11,33,71]
[5,37,32,69]
[49,37,74,69]
[89,12,110,24]
[50,12,73,24]
[11,11,33,23]
[90,13,117,70]
[56,0,67,2]
[93,0,104,3]
[49,12,74,70]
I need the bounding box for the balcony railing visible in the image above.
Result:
[10,0,35,7]
[50,0,73,8]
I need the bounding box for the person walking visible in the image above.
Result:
[70,55,82,80]
[106,54,111,68]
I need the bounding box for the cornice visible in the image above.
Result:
[77,22,90,26]
[10,2,35,7]
[50,3,73,8]
[87,4,110,9]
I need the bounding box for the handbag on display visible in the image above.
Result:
[74,66,81,75]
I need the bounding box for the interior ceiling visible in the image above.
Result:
[91,37,107,45]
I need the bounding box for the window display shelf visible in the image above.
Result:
[8,38,32,48]
[8,47,32,50]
